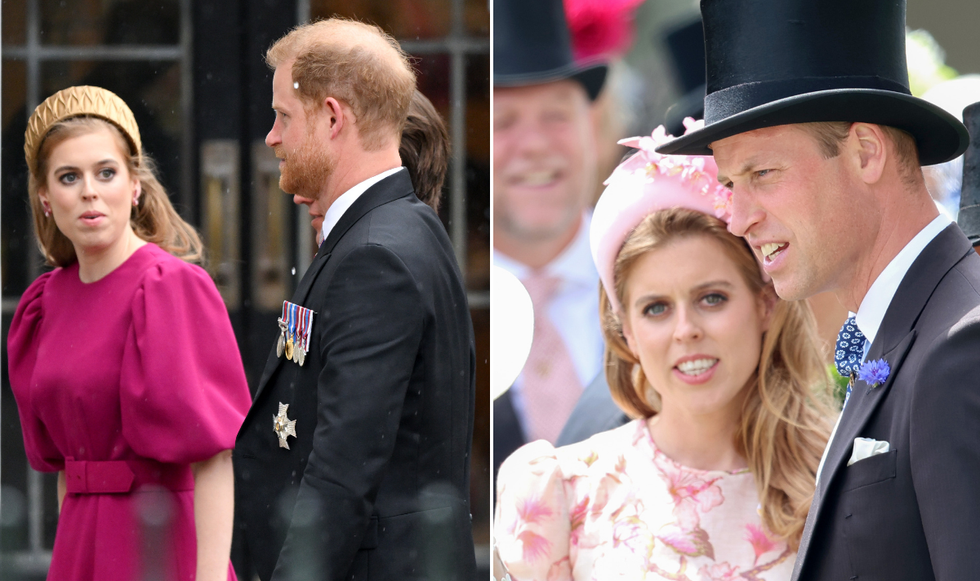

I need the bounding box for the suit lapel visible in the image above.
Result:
[320,170,414,253]
[792,331,913,579]
[814,330,915,499]
[248,170,415,406]
[820,224,971,484]
[793,224,974,579]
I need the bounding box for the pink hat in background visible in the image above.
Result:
[590,119,733,314]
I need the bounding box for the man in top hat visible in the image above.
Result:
[658,0,977,579]
[493,0,614,468]
[233,18,476,581]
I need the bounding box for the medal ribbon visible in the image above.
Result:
[280,301,316,356]
[303,308,314,352]
[288,303,297,345]
[296,306,307,351]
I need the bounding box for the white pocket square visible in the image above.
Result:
[848,437,890,466]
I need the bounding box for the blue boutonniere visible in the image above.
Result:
[858,358,891,388]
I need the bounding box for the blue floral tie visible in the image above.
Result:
[835,316,866,406]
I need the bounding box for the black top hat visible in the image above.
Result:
[656,0,969,166]
[493,0,607,101]
[957,101,980,245]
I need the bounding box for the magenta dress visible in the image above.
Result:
[7,243,252,581]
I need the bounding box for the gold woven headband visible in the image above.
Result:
[24,85,142,175]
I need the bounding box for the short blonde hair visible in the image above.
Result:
[266,18,416,150]
[799,121,922,187]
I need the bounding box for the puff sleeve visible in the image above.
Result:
[119,258,251,464]
[8,272,64,472]
[495,440,573,581]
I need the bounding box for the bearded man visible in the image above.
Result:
[233,18,476,581]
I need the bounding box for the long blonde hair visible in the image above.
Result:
[600,207,833,549]
[28,116,203,267]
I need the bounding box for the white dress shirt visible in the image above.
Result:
[817,213,950,481]
[853,213,951,351]
[494,212,605,428]
[320,166,405,243]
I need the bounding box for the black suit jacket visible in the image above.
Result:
[792,224,980,581]
[492,390,526,478]
[556,372,630,447]
[234,170,477,581]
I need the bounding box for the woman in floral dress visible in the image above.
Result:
[495,122,835,581]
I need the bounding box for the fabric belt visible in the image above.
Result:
[65,458,194,494]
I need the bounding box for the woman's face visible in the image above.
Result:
[38,126,139,258]
[621,234,771,423]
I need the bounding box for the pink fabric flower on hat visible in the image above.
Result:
[590,120,734,314]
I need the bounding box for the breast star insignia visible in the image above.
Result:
[273,402,298,449]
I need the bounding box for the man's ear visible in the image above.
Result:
[850,122,887,185]
[323,97,346,139]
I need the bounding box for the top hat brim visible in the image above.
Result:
[655,89,969,166]
[494,61,608,102]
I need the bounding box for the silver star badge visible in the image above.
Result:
[273,402,298,449]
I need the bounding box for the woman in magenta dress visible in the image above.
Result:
[494,122,836,580]
[7,85,252,581]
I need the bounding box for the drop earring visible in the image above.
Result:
[132,193,141,207]
[42,202,51,217]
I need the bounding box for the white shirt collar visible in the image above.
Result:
[320,166,404,243]
[550,212,598,286]
[492,212,597,287]
[854,213,950,345]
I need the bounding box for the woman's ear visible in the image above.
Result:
[621,315,638,358]
[758,285,777,332]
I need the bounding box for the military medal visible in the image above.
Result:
[295,312,307,367]
[273,402,297,449]
[276,313,287,358]
[299,304,315,366]
[295,305,309,366]
[285,302,296,361]
[279,300,316,367]
[293,302,302,362]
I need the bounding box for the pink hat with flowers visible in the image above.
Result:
[590,119,734,314]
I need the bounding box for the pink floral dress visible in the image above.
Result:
[495,419,795,581]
